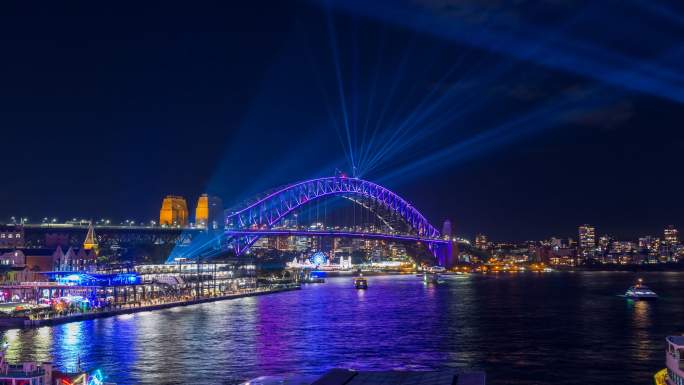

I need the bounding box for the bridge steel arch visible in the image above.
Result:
[224,177,445,256]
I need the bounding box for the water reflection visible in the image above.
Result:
[30,327,52,363]
[56,322,83,372]
[0,273,682,385]
[3,329,20,362]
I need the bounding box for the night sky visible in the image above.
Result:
[2,1,684,241]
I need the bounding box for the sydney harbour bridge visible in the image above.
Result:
[171,176,452,266]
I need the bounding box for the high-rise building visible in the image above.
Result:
[578,224,596,257]
[664,225,678,245]
[159,195,189,226]
[475,234,489,250]
[195,194,224,230]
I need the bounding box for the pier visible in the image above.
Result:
[7,284,299,329]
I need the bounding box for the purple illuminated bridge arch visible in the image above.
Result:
[222,177,450,261]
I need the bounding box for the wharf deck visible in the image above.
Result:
[11,285,300,329]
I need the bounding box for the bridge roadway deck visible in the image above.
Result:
[224,229,449,244]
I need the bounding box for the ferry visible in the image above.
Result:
[422,272,443,285]
[656,336,684,385]
[624,278,658,300]
[427,265,446,274]
[354,276,368,289]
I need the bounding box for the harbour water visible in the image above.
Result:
[2,272,683,385]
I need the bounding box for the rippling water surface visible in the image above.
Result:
[2,272,683,384]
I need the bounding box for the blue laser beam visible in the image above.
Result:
[377,87,618,184]
[318,0,684,104]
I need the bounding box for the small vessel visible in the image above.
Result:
[657,336,684,385]
[423,272,443,285]
[354,275,368,289]
[625,278,658,300]
[0,347,116,385]
[427,265,446,274]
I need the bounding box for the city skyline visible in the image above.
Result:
[0,2,683,385]
[2,1,684,241]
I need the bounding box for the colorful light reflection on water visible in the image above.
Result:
[1,273,683,385]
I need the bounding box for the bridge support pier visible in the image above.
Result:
[431,242,455,268]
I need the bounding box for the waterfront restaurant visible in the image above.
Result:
[0,272,146,315]
[0,263,257,313]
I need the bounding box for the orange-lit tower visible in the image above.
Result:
[195,194,224,230]
[196,194,209,227]
[159,195,189,226]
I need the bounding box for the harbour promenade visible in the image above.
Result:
[3,284,300,329]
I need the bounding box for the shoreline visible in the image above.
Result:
[3,285,300,330]
[552,264,684,272]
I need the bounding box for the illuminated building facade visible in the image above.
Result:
[475,234,489,250]
[160,195,189,226]
[663,225,679,261]
[578,224,596,257]
[195,194,224,230]
[0,225,24,248]
[664,225,678,245]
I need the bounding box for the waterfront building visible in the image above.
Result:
[578,224,596,257]
[549,237,564,248]
[388,243,408,260]
[597,235,611,255]
[0,246,96,273]
[275,236,295,251]
[0,225,24,248]
[664,225,678,245]
[639,236,660,254]
[195,194,224,230]
[547,246,576,266]
[250,237,270,251]
[159,195,189,226]
[612,241,635,254]
[475,234,489,250]
[663,225,679,262]
[0,247,65,272]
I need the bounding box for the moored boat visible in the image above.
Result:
[658,336,684,385]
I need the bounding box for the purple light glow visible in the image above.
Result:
[226,177,439,239]
[225,229,449,244]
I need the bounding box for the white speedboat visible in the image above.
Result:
[624,278,658,300]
